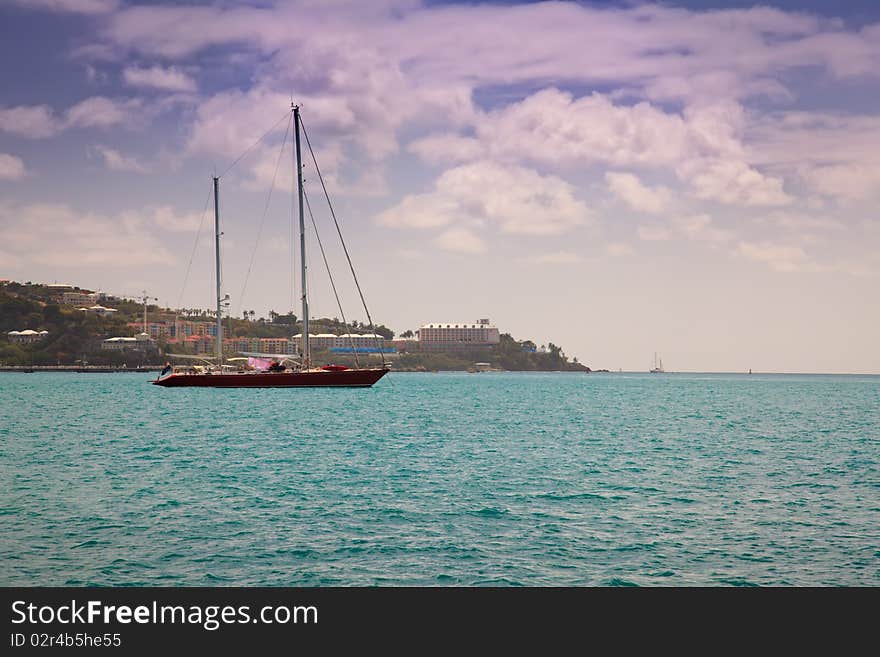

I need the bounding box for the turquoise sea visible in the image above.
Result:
[1,371,878,586]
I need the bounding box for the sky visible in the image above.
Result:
[1,0,879,373]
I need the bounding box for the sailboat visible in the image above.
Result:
[153,105,389,388]
[649,352,664,373]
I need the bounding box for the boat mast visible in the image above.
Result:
[213,176,223,366]
[293,104,310,368]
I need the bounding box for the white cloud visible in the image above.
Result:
[90,145,148,173]
[770,212,844,233]
[801,164,880,202]
[605,243,634,257]
[377,161,593,237]
[0,97,146,139]
[69,1,880,222]
[149,206,205,233]
[0,202,173,268]
[0,105,58,138]
[123,65,197,93]
[748,111,880,202]
[736,241,816,272]
[471,89,707,169]
[678,158,792,206]
[637,224,672,242]
[671,214,733,243]
[638,213,732,243]
[65,96,137,130]
[408,135,482,164]
[411,89,789,208]
[0,154,27,181]
[95,1,878,100]
[524,251,584,264]
[8,0,119,14]
[605,172,673,214]
[435,227,487,254]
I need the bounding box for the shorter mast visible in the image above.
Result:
[213,176,223,366]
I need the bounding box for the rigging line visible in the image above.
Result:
[237,113,292,317]
[299,115,386,368]
[219,111,290,179]
[176,181,214,311]
[303,188,361,369]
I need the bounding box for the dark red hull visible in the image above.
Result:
[151,368,389,388]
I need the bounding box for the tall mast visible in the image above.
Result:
[142,290,148,334]
[293,104,310,368]
[213,176,223,366]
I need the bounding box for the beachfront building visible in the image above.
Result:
[101,333,155,351]
[258,337,291,354]
[61,291,97,306]
[7,329,49,344]
[224,337,263,354]
[79,304,118,317]
[172,335,214,355]
[416,318,500,350]
[126,319,218,340]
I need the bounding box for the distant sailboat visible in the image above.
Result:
[650,352,664,373]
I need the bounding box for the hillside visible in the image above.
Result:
[0,281,589,371]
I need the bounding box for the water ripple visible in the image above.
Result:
[1,371,878,586]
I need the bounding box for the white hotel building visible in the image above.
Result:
[417,319,500,350]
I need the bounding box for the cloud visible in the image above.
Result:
[90,3,880,172]
[0,154,27,181]
[123,65,197,93]
[90,145,148,173]
[408,135,482,164]
[460,89,713,169]
[65,96,138,129]
[68,1,879,222]
[637,224,672,242]
[435,227,487,254]
[605,172,673,213]
[638,214,732,243]
[0,201,173,269]
[670,214,733,243]
[377,161,593,237]
[0,97,142,138]
[0,105,58,138]
[524,251,583,264]
[748,111,880,201]
[8,0,119,14]
[94,1,878,99]
[736,241,816,272]
[762,211,844,233]
[801,164,880,202]
[411,89,789,207]
[678,158,792,206]
[605,243,634,257]
[149,206,205,233]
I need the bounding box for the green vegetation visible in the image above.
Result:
[0,280,587,371]
[0,282,148,367]
[392,334,589,372]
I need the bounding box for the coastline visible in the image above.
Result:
[0,365,164,373]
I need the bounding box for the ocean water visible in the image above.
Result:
[1,371,878,586]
